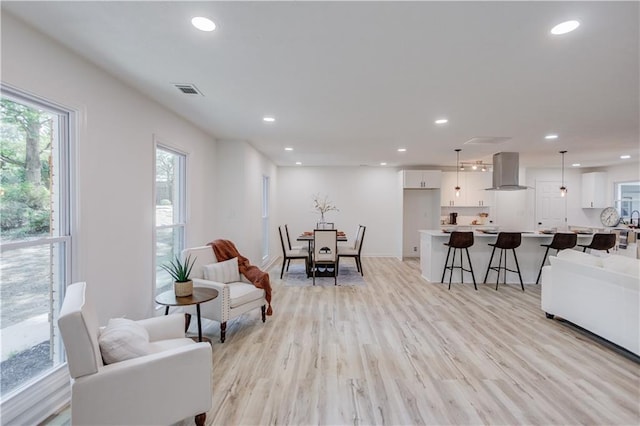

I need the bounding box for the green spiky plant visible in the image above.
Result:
[161,254,196,282]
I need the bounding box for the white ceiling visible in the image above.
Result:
[3,1,639,169]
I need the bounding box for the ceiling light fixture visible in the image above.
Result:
[551,20,580,35]
[559,150,568,197]
[380,162,387,166]
[295,161,302,165]
[545,134,559,140]
[435,118,449,125]
[191,17,216,32]
[572,163,581,167]
[397,148,407,152]
[620,155,631,159]
[284,147,293,151]
[454,149,461,197]
[263,116,275,122]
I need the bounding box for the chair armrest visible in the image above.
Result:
[190,278,231,323]
[72,342,212,425]
[136,313,185,341]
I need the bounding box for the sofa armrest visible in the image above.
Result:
[72,342,212,425]
[136,313,186,341]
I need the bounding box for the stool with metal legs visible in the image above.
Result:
[441,231,477,290]
[483,232,524,291]
[577,233,616,253]
[535,233,577,284]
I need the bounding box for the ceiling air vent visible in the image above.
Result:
[173,83,203,96]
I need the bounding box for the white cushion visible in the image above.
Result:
[203,257,240,283]
[98,318,151,364]
[557,249,604,267]
[227,282,265,308]
[602,255,640,278]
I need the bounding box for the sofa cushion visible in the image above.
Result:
[227,282,264,308]
[203,257,240,283]
[557,249,604,267]
[602,255,640,278]
[98,318,151,364]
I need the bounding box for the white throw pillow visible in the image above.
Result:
[203,257,240,283]
[98,318,151,365]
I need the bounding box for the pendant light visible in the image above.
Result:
[559,150,567,197]
[455,149,461,197]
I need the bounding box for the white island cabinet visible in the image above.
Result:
[419,230,594,284]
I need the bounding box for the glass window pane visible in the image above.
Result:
[0,91,70,403]
[155,226,184,296]
[155,145,186,296]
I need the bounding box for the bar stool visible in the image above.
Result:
[535,233,577,284]
[483,232,524,291]
[578,233,616,253]
[440,231,477,290]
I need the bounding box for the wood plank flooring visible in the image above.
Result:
[193,257,639,425]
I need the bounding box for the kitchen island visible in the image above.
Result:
[420,230,595,285]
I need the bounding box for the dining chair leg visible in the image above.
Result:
[483,246,497,283]
[286,258,291,271]
[442,246,453,283]
[512,248,524,291]
[280,259,286,279]
[447,248,455,290]
[495,249,504,290]
[357,257,363,276]
[535,246,551,284]
[465,248,477,290]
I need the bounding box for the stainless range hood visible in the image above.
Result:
[486,152,529,191]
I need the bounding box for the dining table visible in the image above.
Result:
[297,231,348,277]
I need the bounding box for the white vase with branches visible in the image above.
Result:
[312,193,339,223]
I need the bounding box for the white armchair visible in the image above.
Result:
[181,246,267,343]
[58,282,212,426]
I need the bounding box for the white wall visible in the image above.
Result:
[276,166,403,257]
[2,12,218,323]
[214,139,279,266]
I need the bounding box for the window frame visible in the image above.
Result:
[0,84,76,424]
[153,139,188,297]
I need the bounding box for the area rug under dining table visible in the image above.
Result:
[277,263,366,287]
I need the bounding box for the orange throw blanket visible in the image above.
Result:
[208,239,273,315]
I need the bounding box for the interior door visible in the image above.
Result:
[535,180,566,230]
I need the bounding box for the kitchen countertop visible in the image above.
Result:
[420,229,594,237]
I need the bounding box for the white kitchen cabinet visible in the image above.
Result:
[402,170,441,189]
[441,172,493,206]
[581,172,608,208]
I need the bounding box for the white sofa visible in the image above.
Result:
[541,249,640,356]
[181,246,267,342]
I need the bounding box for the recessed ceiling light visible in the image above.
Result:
[295,161,302,165]
[545,134,559,140]
[551,20,580,35]
[397,148,407,152]
[380,162,387,166]
[263,116,275,122]
[620,155,631,159]
[191,17,216,32]
[284,147,293,151]
[572,163,581,167]
[435,119,448,125]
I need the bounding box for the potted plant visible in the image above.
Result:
[161,254,196,297]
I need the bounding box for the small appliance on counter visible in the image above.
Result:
[449,212,458,225]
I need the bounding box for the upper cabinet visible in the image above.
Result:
[441,171,493,207]
[581,172,608,208]
[402,170,442,189]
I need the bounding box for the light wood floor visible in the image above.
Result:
[192,257,639,425]
[45,257,639,426]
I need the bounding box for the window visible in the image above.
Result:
[0,88,72,400]
[262,175,270,261]
[616,181,640,224]
[154,144,186,296]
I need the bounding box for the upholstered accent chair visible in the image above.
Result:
[58,282,212,426]
[181,246,267,343]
